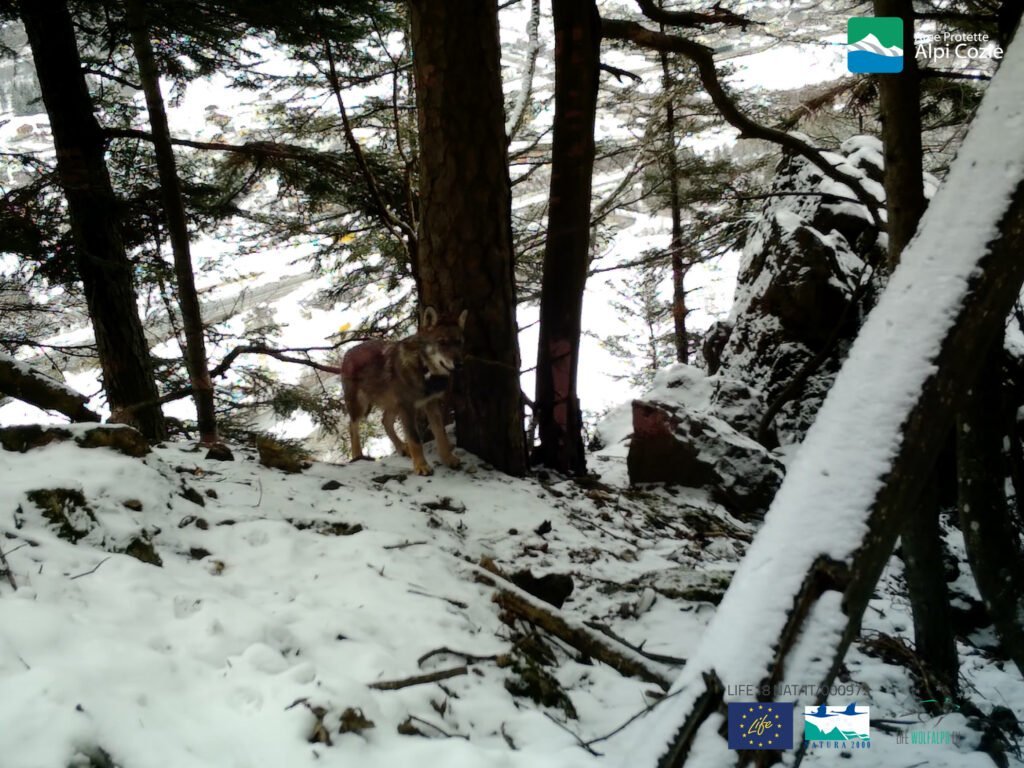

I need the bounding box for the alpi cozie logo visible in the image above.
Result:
[848,17,904,73]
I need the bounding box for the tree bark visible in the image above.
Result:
[532,0,601,476]
[872,0,958,693]
[125,0,218,444]
[0,356,100,423]
[407,0,527,476]
[659,37,688,364]
[874,0,926,265]
[18,0,165,441]
[957,347,1024,678]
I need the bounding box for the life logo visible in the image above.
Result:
[848,17,904,73]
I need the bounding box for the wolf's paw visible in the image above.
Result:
[443,454,461,469]
[413,461,434,476]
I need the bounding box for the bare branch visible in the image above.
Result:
[323,39,417,246]
[635,0,758,29]
[368,666,468,690]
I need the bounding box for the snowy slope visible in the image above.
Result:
[0,426,745,768]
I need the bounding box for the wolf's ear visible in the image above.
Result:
[422,306,438,328]
[458,309,468,330]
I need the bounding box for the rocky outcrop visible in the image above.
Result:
[702,136,921,446]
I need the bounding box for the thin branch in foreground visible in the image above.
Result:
[69,556,111,580]
[0,544,17,590]
[368,665,468,690]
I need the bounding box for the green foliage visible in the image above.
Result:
[600,257,675,390]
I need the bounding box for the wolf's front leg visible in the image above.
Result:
[426,403,460,468]
[407,440,433,476]
[400,409,433,475]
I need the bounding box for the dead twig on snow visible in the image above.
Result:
[369,666,468,690]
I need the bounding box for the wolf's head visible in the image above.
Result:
[418,306,467,376]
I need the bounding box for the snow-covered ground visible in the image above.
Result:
[0,424,736,768]
[2,420,1020,768]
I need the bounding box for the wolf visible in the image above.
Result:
[340,307,467,476]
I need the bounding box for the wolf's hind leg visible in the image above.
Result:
[345,385,370,461]
[348,419,365,461]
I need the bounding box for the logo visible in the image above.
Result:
[848,17,903,73]
[804,703,871,745]
[727,702,794,750]
[893,698,965,746]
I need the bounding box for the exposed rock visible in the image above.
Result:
[76,425,151,457]
[0,425,71,453]
[204,443,234,462]
[121,536,162,567]
[179,485,205,507]
[509,569,574,608]
[627,398,783,521]
[320,479,343,491]
[256,436,307,473]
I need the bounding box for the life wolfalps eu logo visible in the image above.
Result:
[726,703,794,750]
[847,17,903,73]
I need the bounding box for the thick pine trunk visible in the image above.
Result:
[957,348,1024,678]
[407,0,526,476]
[873,0,958,692]
[532,0,600,475]
[125,0,218,444]
[19,0,165,440]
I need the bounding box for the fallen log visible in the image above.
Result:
[473,559,673,690]
[0,353,99,423]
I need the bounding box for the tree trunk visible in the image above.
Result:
[125,0,218,444]
[407,0,527,476]
[874,0,926,265]
[873,0,958,693]
[18,0,165,440]
[629,35,1024,763]
[957,347,1024,678]
[532,0,601,476]
[900,483,959,694]
[659,24,687,364]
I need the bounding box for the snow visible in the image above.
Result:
[0,428,744,768]
[609,27,1024,767]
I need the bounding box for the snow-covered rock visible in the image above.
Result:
[627,397,782,521]
[704,137,900,446]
